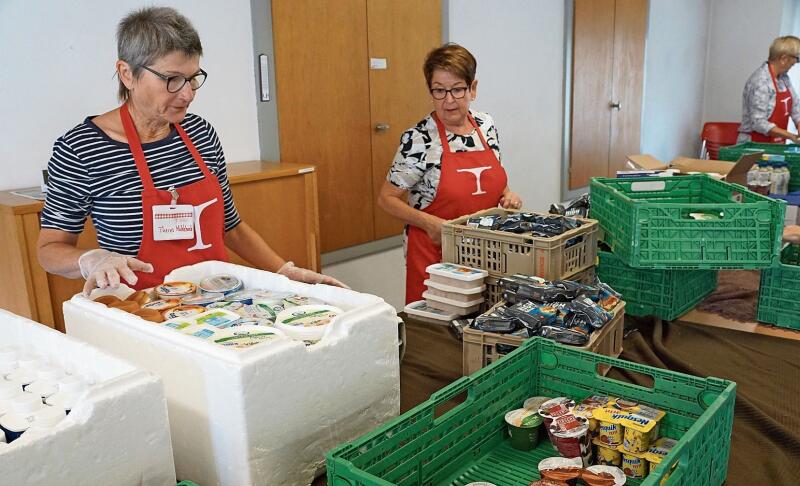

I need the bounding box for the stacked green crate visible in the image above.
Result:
[598,250,718,321]
[327,338,736,486]
[718,142,800,192]
[590,175,784,269]
[757,244,800,329]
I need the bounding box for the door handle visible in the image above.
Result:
[374,123,390,132]
[609,101,621,110]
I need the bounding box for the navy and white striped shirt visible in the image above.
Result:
[41,113,241,256]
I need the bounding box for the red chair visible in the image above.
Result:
[700,122,741,159]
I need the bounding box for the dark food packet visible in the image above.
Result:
[569,297,613,329]
[550,193,590,218]
[505,301,553,333]
[540,325,590,346]
[556,280,600,301]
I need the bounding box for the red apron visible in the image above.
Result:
[752,63,793,143]
[405,112,508,304]
[119,104,229,289]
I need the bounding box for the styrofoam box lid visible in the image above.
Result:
[426,263,488,282]
[422,290,484,308]
[403,300,458,321]
[424,279,485,294]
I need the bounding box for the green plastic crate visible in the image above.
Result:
[757,244,800,329]
[718,141,800,192]
[176,482,199,486]
[327,338,736,486]
[590,175,785,269]
[597,249,718,321]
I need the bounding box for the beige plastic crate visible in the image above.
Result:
[442,208,598,281]
[462,301,625,376]
[481,266,597,312]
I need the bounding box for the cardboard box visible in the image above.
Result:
[0,309,175,486]
[626,152,762,186]
[64,261,400,486]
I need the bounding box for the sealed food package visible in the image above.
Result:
[155,281,197,299]
[538,397,575,442]
[538,456,583,482]
[549,414,593,466]
[162,305,205,320]
[644,437,678,474]
[619,449,648,478]
[593,400,665,453]
[198,274,243,295]
[572,395,616,437]
[275,304,342,341]
[181,292,225,307]
[540,325,590,345]
[583,465,627,486]
[550,193,590,218]
[593,439,623,466]
[211,325,285,349]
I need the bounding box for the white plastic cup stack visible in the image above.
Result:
[0,381,24,418]
[5,354,42,389]
[25,365,66,401]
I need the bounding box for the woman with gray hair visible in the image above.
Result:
[738,35,800,143]
[37,6,345,293]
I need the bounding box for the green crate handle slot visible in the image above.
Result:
[430,376,474,425]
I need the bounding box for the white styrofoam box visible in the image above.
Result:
[64,260,401,486]
[0,309,175,486]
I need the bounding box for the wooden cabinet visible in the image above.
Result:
[569,0,648,189]
[0,161,319,332]
[272,0,441,252]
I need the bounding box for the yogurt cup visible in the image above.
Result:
[538,397,575,442]
[537,456,583,483]
[199,274,243,295]
[45,376,87,414]
[24,365,66,400]
[523,396,553,412]
[593,438,622,466]
[504,408,543,450]
[181,292,225,307]
[584,465,627,485]
[211,325,285,349]
[282,295,326,308]
[155,281,197,299]
[207,300,246,312]
[549,414,592,466]
[225,290,264,306]
[619,448,648,478]
[162,305,205,320]
[12,406,68,443]
[0,381,24,417]
[141,298,182,312]
[0,395,46,442]
[275,305,342,341]
[644,437,678,474]
[192,309,242,329]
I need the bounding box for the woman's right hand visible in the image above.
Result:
[424,215,446,246]
[78,249,154,296]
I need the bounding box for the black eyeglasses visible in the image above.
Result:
[140,65,208,93]
[430,86,469,100]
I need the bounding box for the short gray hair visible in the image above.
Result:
[116,6,203,101]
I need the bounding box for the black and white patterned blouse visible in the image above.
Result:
[387,110,501,210]
[41,113,241,256]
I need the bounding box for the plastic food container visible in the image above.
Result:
[274,305,342,341]
[198,274,243,295]
[403,300,458,322]
[503,408,542,450]
[141,298,181,312]
[155,281,197,299]
[423,279,485,303]
[425,263,488,290]
[211,325,285,349]
[181,292,225,307]
[584,465,627,485]
[192,309,242,329]
[162,305,206,320]
[282,295,326,307]
[422,291,483,316]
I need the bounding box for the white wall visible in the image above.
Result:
[322,247,405,311]
[448,0,565,213]
[703,0,785,124]
[0,0,260,191]
[640,0,711,160]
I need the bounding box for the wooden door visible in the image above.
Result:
[273,0,373,252]
[608,0,648,174]
[366,0,441,240]
[569,0,647,189]
[569,0,616,189]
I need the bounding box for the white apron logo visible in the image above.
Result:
[781,97,791,118]
[457,166,492,195]
[188,198,218,252]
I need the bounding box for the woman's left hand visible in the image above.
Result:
[500,191,523,210]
